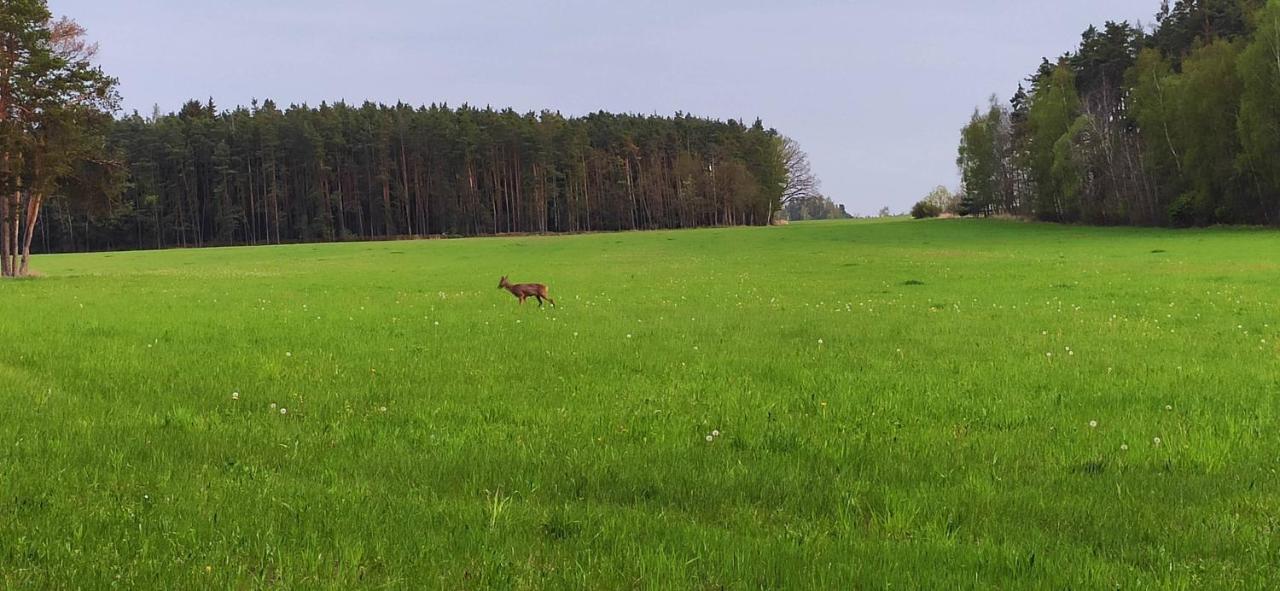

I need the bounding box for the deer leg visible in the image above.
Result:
[536,295,544,307]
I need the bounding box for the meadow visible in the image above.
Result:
[1,218,1278,589]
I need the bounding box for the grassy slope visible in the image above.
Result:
[1,219,1278,589]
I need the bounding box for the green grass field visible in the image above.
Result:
[2,219,1278,589]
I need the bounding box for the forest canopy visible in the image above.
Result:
[40,103,797,253]
[956,0,1280,227]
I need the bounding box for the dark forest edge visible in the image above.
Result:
[3,0,824,268]
[46,104,807,254]
[948,0,1280,228]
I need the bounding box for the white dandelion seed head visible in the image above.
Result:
[1165,405,1173,411]
[626,334,632,338]
[818,339,824,344]
[231,392,240,401]
[379,406,387,412]
[705,435,714,442]
[1089,420,1098,428]
[285,352,292,357]
[269,402,277,410]
[712,430,721,437]
[1120,444,1129,451]
[1153,437,1162,446]
[280,408,287,415]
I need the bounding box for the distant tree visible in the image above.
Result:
[1237,0,1280,223]
[1156,39,1245,226]
[923,185,959,213]
[878,206,892,218]
[1025,62,1080,222]
[781,192,848,221]
[773,135,819,222]
[957,191,977,217]
[910,200,941,219]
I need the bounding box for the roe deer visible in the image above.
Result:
[498,276,556,307]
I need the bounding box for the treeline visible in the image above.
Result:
[955,0,1280,226]
[782,194,850,221]
[40,102,790,252]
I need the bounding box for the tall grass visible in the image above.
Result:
[1,219,1277,588]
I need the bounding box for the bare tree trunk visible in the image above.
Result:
[19,193,42,275]
[0,191,11,277]
[7,190,20,275]
[400,139,412,236]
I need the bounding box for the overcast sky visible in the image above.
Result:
[50,0,1161,215]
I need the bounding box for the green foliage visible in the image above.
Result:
[909,200,941,219]
[1127,47,1182,213]
[912,185,956,219]
[959,0,1280,227]
[1237,0,1280,217]
[0,0,119,275]
[4,219,1280,587]
[1025,64,1080,221]
[1152,0,1262,65]
[956,107,997,215]
[1174,40,1246,224]
[782,193,849,221]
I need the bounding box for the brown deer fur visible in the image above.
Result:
[498,276,556,307]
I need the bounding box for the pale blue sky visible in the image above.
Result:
[51,0,1160,215]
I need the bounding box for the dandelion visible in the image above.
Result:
[1165,405,1173,411]
[626,334,632,339]
[231,391,240,401]
[1088,420,1098,428]
[285,352,292,357]
[379,406,388,413]
[712,430,721,437]
[818,339,824,345]
[1120,444,1129,451]
[705,435,714,442]
[280,408,288,415]
[269,402,277,410]
[1153,436,1162,446]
